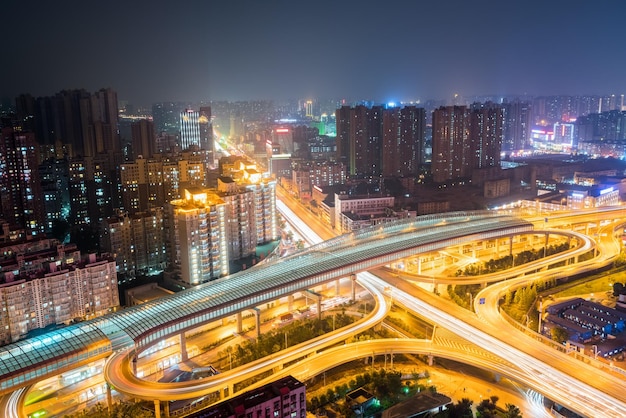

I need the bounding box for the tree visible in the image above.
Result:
[613,282,624,297]
[62,401,154,418]
[504,403,523,418]
[447,398,473,418]
[326,388,335,402]
[550,326,569,343]
[476,396,498,418]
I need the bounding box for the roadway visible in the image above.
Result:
[104,275,390,401]
[5,206,626,417]
[103,206,626,417]
[373,270,626,418]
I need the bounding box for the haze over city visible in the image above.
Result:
[3,2,626,418]
[2,0,625,105]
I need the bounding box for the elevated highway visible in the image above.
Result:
[4,207,626,418]
[0,211,531,395]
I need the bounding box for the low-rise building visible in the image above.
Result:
[187,375,305,418]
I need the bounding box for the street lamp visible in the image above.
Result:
[466,292,473,312]
[592,344,598,359]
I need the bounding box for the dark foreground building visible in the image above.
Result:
[187,375,306,418]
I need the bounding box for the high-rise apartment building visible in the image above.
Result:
[180,109,201,151]
[198,106,214,155]
[335,105,383,176]
[166,188,229,285]
[14,89,122,231]
[431,106,472,183]
[337,105,425,178]
[502,100,531,151]
[120,155,207,214]
[218,157,278,245]
[469,102,503,169]
[101,209,167,277]
[431,102,504,183]
[0,245,118,344]
[432,104,503,183]
[39,157,70,233]
[382,106,426,177]
[216,177,257,260]
[68,159,90,225]
[152,102,186,135]
[131,119,156,159]
[0,125,45,235]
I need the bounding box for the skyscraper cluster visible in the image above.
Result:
[335,105,425,178]
[431,104,503,183]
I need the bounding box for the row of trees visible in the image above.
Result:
[217,312,356,368]
[434,396,523,418]
[456,242,571,276]
[62,401,154,418]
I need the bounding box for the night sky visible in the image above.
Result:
[1,0,625,105]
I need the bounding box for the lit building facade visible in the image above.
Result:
[335,105,384,176]
[432,104,503,183]
[0,127,45,236]
[216,177,257,260]
[120,155,206,214]
[0,251,118,344]
[291,160,347,198]
[166,188,229,285]
[334,194,395,233]
[432,106,472,183]
[180,109,200,150]
[218,156,278,245]
[469,102,503,169]
[382,106,426,177]
[189,376,305,418]
[101,208,167,277]
[502,99,531,151]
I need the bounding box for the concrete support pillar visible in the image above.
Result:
[220,384,233,399]
[236,312,243,334]
[154,400,161,418]
[132,356,137,375]
[288,295,294,311]
[428,355,434,366]
[106,383,112,410]
[251,308,261,339]
[306,290,322,319]
[544,232,549,258]
[509,236,516,267]
[163,401,170,418]
[179,332,188,362]
[350,274,357,301]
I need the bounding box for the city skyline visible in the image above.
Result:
[1,0,625,106]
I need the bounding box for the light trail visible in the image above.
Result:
[362,272,626,418]
[276,199,323,245]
